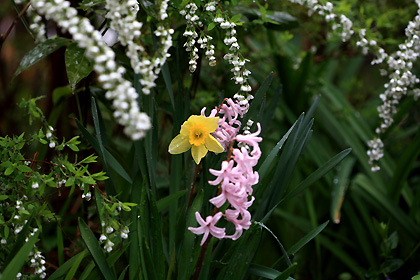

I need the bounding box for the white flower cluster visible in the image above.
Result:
[366,1,420,170]
[180,3,202,72]
[288,0,354,42]
[218,19,253,97]
[198,35,216,66]
[45,126,56,148]
[29,243,47,279]
[32,0,151,140]
[99,225,129,252]
[27,5,47,43]
[367,138,384,172]
[104,0,173,95]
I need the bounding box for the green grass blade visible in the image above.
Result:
[248,264,288,279]
[354,174,420,239]
[273,263,297,280]
[157,190,186,212]
[177,190,204,280]
[258,121,296,181]
[243,72,274,124]
[129,175,142,280]
[78,218,116,280]
[389,126,420,201]
[261,148,351,223]
[282,148,352,203]
[64,250,87,280]
[331,157,355,223]
[3,215,33,267]
[57,226,64,266]
[49,251,87,280]
[1,231,39,279]
[287,221,329,255]
[217,224,262,280]
[161,62,175,111]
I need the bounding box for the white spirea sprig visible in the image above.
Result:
[31,0,151,140]
[27,6,47,43]
[180,3,201,72]
[288,0,354,42]
[104,0,174,96]
[365,0,420,170]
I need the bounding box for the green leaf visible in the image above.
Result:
[1,231,39,279]
[17,165,32,173]
[14,37,70,78]
[65,43,94,91]
[78,218,116,280]
[412,275,420,280]
[52,86,72,104]
[231,14,241,22]
[0,195,9,200]
[381,259,403,274]
[68,144,79,151]
[208,22,216,31]
[4,166,14,176]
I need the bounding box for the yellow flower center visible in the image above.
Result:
[189,124,208,146]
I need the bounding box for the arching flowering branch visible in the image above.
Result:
[31,0,152,140]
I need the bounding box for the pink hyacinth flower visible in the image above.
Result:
[235,123,262,155]
[188,212,226,246]
[225,209,252,240]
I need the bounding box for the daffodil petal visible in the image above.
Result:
[205,135,224,153]
[206,117,220,132]
[191,145,208,164]
[180,117,195,136]
[168,134,191,154]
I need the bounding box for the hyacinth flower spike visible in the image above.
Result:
[168,115,224,164]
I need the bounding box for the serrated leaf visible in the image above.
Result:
[14,37,70,78]
[65,43,94,91]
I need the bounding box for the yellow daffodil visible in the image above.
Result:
[168,115,224,164]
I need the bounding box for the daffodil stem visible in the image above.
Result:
[187,163,201,210]
[193,138,236,279]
